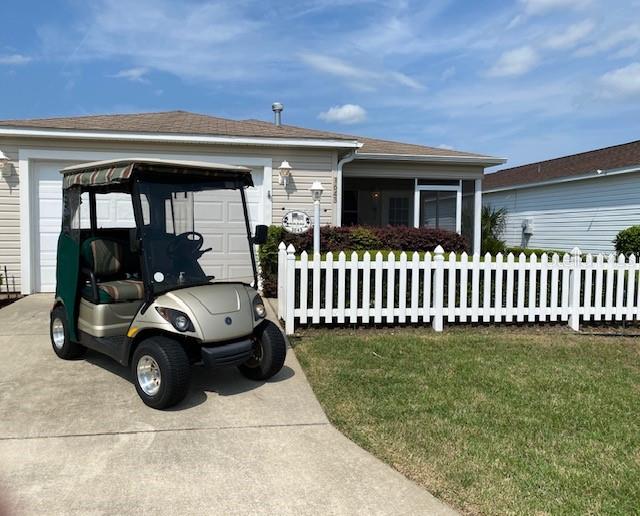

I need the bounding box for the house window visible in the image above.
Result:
[388,197,410,226]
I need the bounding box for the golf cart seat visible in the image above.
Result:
[81,237,143,304]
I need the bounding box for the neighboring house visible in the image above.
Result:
[0,109,503,294]
[484,140,640,254]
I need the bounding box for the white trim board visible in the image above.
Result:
[355,152,506,166]
[18,148,273,294]
[0,127,360,150]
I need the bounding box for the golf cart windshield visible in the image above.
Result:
[135,178,256,295]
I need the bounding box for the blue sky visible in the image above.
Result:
[1,0,639,167]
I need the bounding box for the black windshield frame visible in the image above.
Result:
[131,174,257,301]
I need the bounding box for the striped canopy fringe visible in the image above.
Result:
[63,164,134,189]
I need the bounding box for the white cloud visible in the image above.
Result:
[488,46,539,77]
[44,0,265,83]
[521,0,591,15]
[318,104,367,124]
[0,54,32,65]
[300,53,364,80]
[574,23,640,57]
[300,53,423,90]
[110,67,148,82]
[545,20,594,49]
[599,62,640,98]
[437,143,454,150]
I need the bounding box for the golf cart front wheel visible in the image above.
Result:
[239,321,286,381]
[132,336,191,409]
[50,305,85,360]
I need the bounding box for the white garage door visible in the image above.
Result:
[34,161,264,293]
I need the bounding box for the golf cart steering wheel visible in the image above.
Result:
[168,231,208,258]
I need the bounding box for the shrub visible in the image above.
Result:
[614,225,640,256]
[481,205,507,254]
[258,225,468,297]
[483,237,507,255]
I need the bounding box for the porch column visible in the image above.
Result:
[473,178,482,254]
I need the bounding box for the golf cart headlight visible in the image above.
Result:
[253,295,266,320]
[156,307,194,332]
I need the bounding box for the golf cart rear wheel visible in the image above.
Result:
[50,306,85,360]
[132,336,190,409]
[239,321,286,381]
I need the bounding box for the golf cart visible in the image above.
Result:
[49,158,286,409]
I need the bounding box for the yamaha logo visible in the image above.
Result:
[225,317,232,325]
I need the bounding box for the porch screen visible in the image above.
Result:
[420,191,456,232]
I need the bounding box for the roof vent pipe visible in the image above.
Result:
[272,102,283,126]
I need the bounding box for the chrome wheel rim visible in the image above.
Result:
[52,318,65,350]
[137,355,162,396]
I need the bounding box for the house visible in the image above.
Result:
[483,140,640,254]
[0,108,504,294]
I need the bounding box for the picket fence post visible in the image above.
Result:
[568,247,582,331]
[285,244,296,335]
[432,245,445,332]
[277,242,287,318]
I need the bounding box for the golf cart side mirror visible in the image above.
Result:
[252,225,268,245]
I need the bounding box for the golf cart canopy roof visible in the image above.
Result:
[60,158,253,189]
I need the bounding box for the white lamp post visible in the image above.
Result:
[278,160,292,187]
[309,181,324,255]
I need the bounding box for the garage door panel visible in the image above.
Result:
[194,201,224,222]
[227,234,251,254]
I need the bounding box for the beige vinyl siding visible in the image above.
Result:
[0,136,337,291]
[269,149,336,226]
[0,143,20,291]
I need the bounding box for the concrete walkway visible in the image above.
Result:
[0,295,456,516]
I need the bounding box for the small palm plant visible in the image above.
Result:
[481,205,507,254]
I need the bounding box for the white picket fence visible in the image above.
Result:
[276,242,640,335]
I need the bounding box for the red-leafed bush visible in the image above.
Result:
[258,225,468,297]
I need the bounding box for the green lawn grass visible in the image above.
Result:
[294,327,640,515]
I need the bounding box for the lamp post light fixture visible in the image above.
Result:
[278,160,292,187]
[309,181,324,255]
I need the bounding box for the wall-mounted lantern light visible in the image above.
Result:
[278,160,292,187]
[0,150,9,170]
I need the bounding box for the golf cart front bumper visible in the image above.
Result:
[201,338,254,368]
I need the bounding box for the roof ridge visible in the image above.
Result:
[0,110,497,160]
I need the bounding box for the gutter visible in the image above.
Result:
[0,126,361,150]
[335,151,357,226]
[354,152,506,166]
[484,164,640,194]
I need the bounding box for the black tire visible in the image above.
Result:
[50,305,86,360]
[239,320,287,381]
[132,336,191,409]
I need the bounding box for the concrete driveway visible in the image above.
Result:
[0,295,455,516]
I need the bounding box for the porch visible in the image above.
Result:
[338,159,483,253]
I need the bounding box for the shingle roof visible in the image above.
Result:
[485,139,640,190]
[0,110,490,159]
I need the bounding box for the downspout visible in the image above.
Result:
[335,151,356,226]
